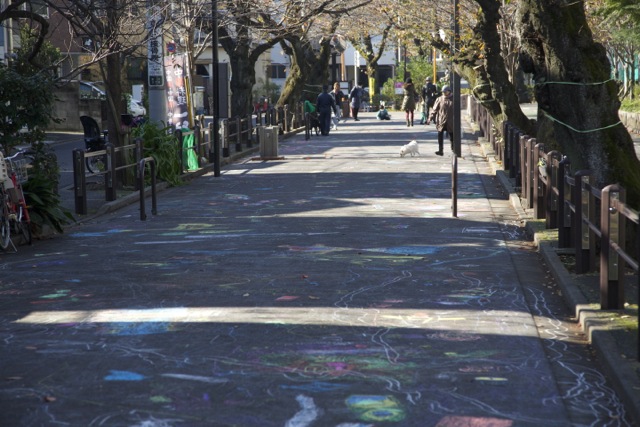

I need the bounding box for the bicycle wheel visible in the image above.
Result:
[86,153,106,174]
[14,205,31,245]
[0,199,9,250]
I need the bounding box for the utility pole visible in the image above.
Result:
[147,3,167,125]
[211,0,220,177]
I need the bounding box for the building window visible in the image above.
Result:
[269,64,287,79]
[126,57,146,80]
[22,0,49,17]
[196,64,209,76]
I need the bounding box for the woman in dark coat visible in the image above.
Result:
[401,78,418,127]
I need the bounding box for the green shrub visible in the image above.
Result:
[621,98,640,113]
[131,121,182,186]
[22,142,74,235]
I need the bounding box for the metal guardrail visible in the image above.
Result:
[187,103,306,159]
[72,103,308,216]
[469,98,639,361]
[72,139,143,215]
[219,116,253,156]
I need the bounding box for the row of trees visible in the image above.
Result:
[2,0,640,202]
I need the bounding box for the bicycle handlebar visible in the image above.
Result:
[3,148,34,161]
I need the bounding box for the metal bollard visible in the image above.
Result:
[73,149,87,215]
[138,157,157,221]
[105,143,116,201]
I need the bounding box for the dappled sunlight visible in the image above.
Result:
[272,197,453,218]
[16,306,540,338]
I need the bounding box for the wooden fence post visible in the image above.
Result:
[557,156,572,248]
[600,184,626,309]
[221,119,229,157]
[573,170,595,273]
[532,141,545,219]
[546,151,561,228]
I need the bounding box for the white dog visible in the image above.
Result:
[400,140,420,157]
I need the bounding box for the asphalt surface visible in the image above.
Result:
[0,112,638,426]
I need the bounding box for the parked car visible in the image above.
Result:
[127,98,146,116]
[79,81,146,116]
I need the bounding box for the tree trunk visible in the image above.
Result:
[218,16,280,118]
[365,62,378,98]
[353,29,392,103]
[474,0,533,135]
[277,41,306,107]
[278,35,333,109]
[517,0,640,200]
[104,52,123,148]
[227,44,255,118]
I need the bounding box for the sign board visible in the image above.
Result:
[394,82,404,95]
[147,7,164,87]
[164,54,188,128]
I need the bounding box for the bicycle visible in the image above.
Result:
[0,149,32,251]
[80,115,108,174]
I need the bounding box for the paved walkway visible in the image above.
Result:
[1,112,635,426]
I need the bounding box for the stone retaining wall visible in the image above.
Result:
[49,82,106,132]
[619,110,640,135]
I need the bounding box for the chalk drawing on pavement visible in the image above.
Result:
[280,381,350,393]
[99,322,178,336]
[345,395,405,422]
[436,416,513,426]
[285,394,321,427]
[104,370,146,381]
[69,229,131,238]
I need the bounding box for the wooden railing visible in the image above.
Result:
[469,97,639,361]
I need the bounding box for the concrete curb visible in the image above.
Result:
[537,237,640,425]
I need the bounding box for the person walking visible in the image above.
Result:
[316,84,337,136]
[401,78,418,127]
[330,82,345,130]
[349,84,363,121]
[421,77,438,124]
[428,85,454,156]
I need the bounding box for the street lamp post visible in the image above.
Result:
[403,45,407,77]
[210,0,220,176]
[354,50,360,87]
[452,0,461,158]
[450,0,461,218]
[332,52,337,83]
